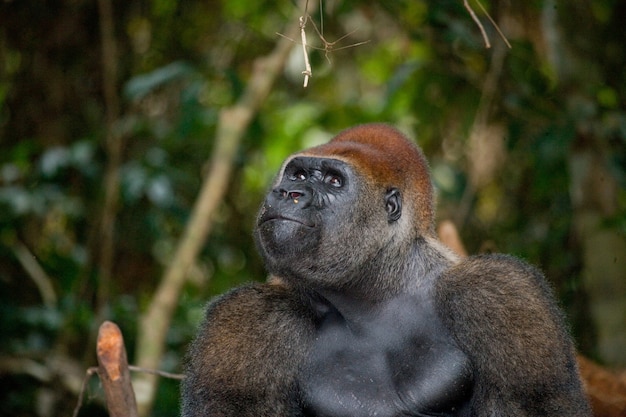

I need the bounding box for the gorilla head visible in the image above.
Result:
[254,124,436,293]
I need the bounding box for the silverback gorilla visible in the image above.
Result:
[182,124,591,417]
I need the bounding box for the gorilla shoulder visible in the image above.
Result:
[182,282,315,417]
[435,254,590,416]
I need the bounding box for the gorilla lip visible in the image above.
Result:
[261,215,315,228]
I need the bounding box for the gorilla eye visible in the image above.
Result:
[291,170,307,181]
[325,173,343,188]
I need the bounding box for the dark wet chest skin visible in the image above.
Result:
[300,292,474,417]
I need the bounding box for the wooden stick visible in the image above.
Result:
[97,321,138,417]
[474,0,511,48]
[463,0,491,48]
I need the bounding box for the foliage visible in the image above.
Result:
[0,0,625,416]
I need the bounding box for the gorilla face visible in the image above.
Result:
[255,156,402,288]
[255,157,353,276]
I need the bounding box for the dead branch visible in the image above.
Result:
[278,0,368,83]
[307,18,370,65]
[72,367,98,417]
[464,0,491,48]
[128,365,185,380]
[474,0,511,49]
[71,356,184,417]
[463,0,511,49]
[97,321,138,417]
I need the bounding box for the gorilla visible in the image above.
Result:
[182,124,591,417]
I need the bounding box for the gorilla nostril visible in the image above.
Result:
[277,189,305,203]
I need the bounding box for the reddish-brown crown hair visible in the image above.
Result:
[299,124,435,235]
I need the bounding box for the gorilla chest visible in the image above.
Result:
[300,295,473,417]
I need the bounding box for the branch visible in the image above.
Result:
[72,367,98,417]
[133,9,303,417]
[464,0,491,48]
[71,360,183,417]
[128,365,185,380]
[97,321,138,417]
[474,0,511,49]
[463,0,511,49]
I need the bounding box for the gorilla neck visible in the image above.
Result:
[299,237,457,327]
[311,235,459,303]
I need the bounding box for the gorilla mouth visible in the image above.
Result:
[261,215,315,228]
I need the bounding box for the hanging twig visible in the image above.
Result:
[474,0,511,49]
[277,0,368,86]
[463,0,511,49]
[308,19,370,64]
[312,0,369,63]
[464,0,491,48]
[299,15,312,87]
[276,25,368,64]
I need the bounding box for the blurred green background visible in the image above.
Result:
[1,0,625,416]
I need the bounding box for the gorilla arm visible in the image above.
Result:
[435,254,591,417]
[181,281,315,417]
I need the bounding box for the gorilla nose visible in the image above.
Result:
[276,188,308,204]
[287,191,303,200]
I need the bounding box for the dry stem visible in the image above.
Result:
[463,0,511,49]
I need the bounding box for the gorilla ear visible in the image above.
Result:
[385,188,402,223]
